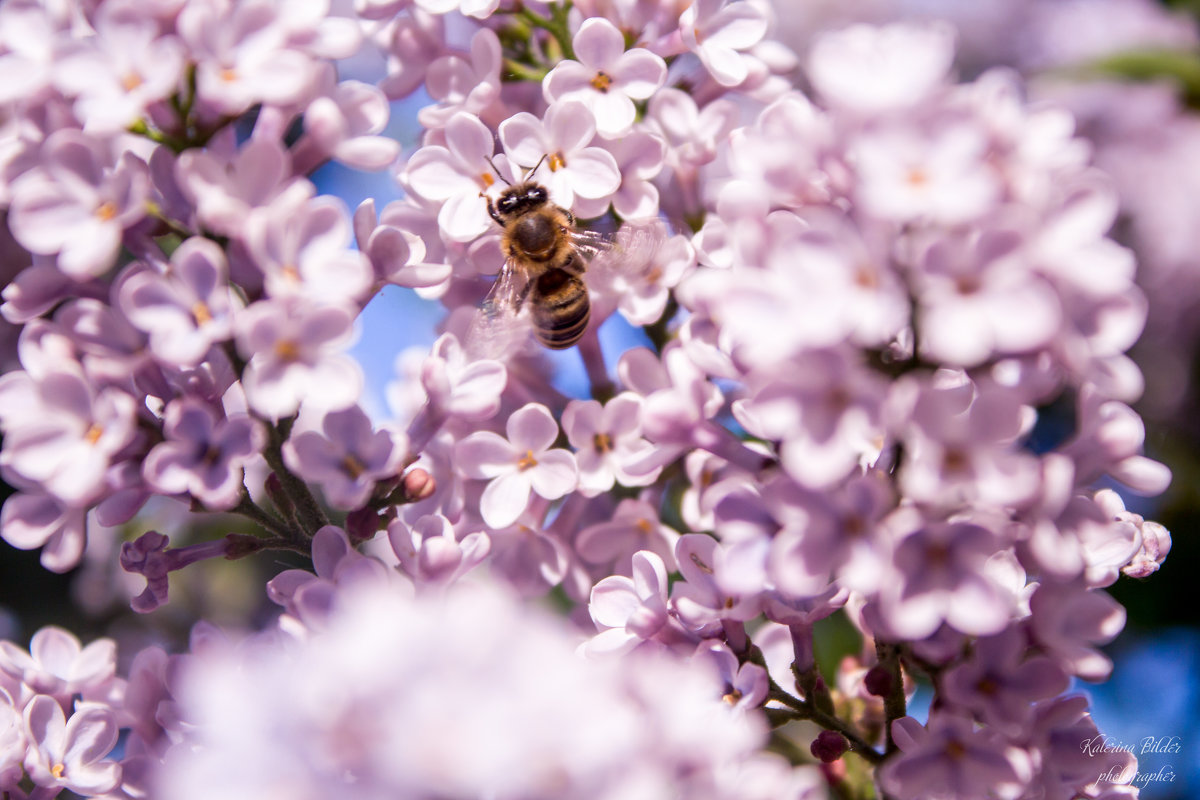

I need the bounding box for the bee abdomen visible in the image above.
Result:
[532,272,589,349]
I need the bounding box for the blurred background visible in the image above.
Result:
[1,1,1199,797]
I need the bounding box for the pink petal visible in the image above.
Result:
[612,49,666,98]
[455,431,518,479]
[506,403,559,452]
[529,450,578,499]
[572,18,625,69]
[480,471,533,529]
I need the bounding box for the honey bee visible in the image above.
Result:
[473,156,607,353]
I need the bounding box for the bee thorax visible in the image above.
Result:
[512,215,561,259]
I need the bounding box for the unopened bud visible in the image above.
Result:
[346,505,382,544]
[402,468,435,502]
[810,730,848,763]
[864,664,893,698]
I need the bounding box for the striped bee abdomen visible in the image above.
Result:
[531,270,590,349]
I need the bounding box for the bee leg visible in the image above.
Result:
[560,250,587,277]
[486,195,504,227]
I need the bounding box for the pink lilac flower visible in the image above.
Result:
[0,1,62,105]
[584,550,679,657]
[0,490,87,573]
[1096,489,1172,578]
[378,11,446,100]
[402,111,502,242]
[878,713,1030,800]
[0,626,115,703]
[576,497,679,574]
[176,0,320,115]
[648,88,740,168]
[872,508,1018,640]
[23,696,121,796]
[562,393,662,496]
[116,237,240,367]
[0,369,138,507]
[120,530,235,613]
[234,296,362,418]
[1060,385,1172,496]
[453,403,577,529]
[243,193,374,305]
[694,641,769,714]
[671,534,763,632]
[354,198,451,289]
[678,0,770,87]
[175,136,311,239]
[941,627,1069,734]
[7,130,149,278]
[498,100,621,209]
[387,513,490,588]
[53,10,186,134]
[283,405,403,511]
[573,129,665,220]
[543,18,667,138]
[1028,580,1126,681]
[806,22,956,113]
[142,397,264,510]
[417,27,503,130]
[295,75,401,173]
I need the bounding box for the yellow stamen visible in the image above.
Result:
[121,72,143,91]
[281,264,301,283]
[95,201,117,221]
[547,153,566,172]
[51,763,64,779]
[516,450,538,471]
[635,518,654,535]
[85,424,104,445]
[722,689,742,705]
[480,172,495,189]
[221,67,238,82]
[191,301,213,326]
[905,167,928,187]
[274,339,301,361]
[593,432,613,453]
[341,454,366,479]
[590,71,612,92]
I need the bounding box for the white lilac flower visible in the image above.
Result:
[679,0,770,87]
[296,75,401,173]
[0,626,115,704]
[23,696,121,796]
[543,18,667,139]
[417,27,503,130]
[498,100,621,209]
[563,393,661,496]
[402,111,502,242]
[453,403,577,529]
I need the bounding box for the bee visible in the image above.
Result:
[466,156,670,360]
[475,155,605,353]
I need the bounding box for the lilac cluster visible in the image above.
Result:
[0,1,1177,799]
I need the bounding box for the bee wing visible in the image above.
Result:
[587,218,670,280]
[464,258,535,361]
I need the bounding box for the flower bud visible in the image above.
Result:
[810,730,848,763]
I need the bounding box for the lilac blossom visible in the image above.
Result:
[234,296,362,418]
[354,198,451,289]
[0,490,87,573]
[573,129,666,220]
[141,398,264,510]
[296,76,400,173]
[678,0,771,87]
[243,194,374,305]
[576,498,678,575]
[417,27,503,129]
[283,405,403,511]
[53,11,186,134]
[562,393,661,496]
[584,550,678,657]
[121,531,235,614]
[0,369,137,507]
[453,403,577,529]
[878,713,1030,800]
[543,18,667,138]
[387,513,490,588]
[498,100,621,208]
[175,137,310,239]
[402,111,502,242]
[117,237,240,367]
[695,641,769,714]
[23,696,121,796]
[7,130,149,278]
[0,626,115,703]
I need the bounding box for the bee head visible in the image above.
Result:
[495,182,550,219]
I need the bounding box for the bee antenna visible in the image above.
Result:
[486,155,512,186]
[526,154,549,181]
